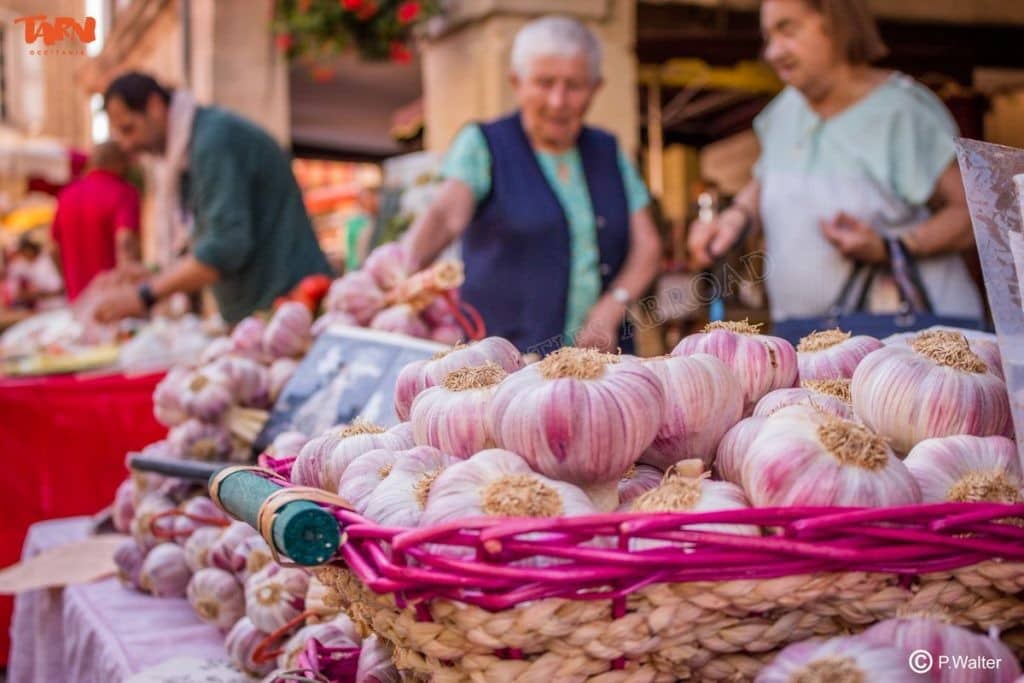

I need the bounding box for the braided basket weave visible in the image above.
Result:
[288,501,1024,682]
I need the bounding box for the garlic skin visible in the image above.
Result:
[131,494,176,551]
[336,447,402,513]
[139,543,192,598]
[356,633,400,683]
[618,464,664,507]
[325,270,385,324]
[232,533,275,583]
[852,331,1011,453]
[411,363,507,458]
[267,431,309,461]
[187,567,245,631]
[904,435,1023,504]
[362,446,456,527]
[363,242,411,291]
[199,336,235,366]
[114,539,146,590]
[231,316,268,358]
[184,526,223,573]
[180,371,234,422]
[860,616,1022,683]
[486,348,664,510]
[673,320,798,414]
[430,323,464,346]
[393,336,525,421]
[244,563,310,633]
[886,329,1004,380]
[209,521,259,574]
[639,353,744,469]
[291,420,400,492]
[212,355,271,408]
[421,449,597,526]
[756,636,919,683]
[153,366,190,427]
[796,329,883,380]
[369,304,430,339]
[171,496,229,542]
[263,302,313,359]
[743,410,922,507]
[168,419,233,461]
[384,421,415,449]
[276,613,362,671]
[226,617,275,677]
[753,382,853,420]
[112,479,135,533]
[714,416,767,486]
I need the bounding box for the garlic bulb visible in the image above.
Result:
[187,567,245,631]
[369,304,429,339]
[171,495,229,542]
[904,435,1023,504]
[139,543,191,598]
[245,563,309,633]
[384,421,415,449]
[672,320,798,414]
[310,311,358,338]
[860,615,1022,682]
[232,533,275,583]
[752,381,853,420]
[420,295,456,328]
[231,316,267,358]
[486,348,664,510]
[114,539,146,590]
[267,431,309,460]
[168,419,233,461]
[226,617,275,677]
[886,329,1004,380]
[411,362,506,458]
[362,446,456,526]
[268,358,299,403]
[276,614,362,671]
[394,336,525,420]
[263,302,312,359]
[112,479,135,533]
[639,353,744,469]
[356,634,400,683]
[743,410,922,507]
[131,494,176,551]
[714,416,768,486]
[325,271,385,324]
[852,330,1011,453]
[421,449,597,526]
[199,336,235,365]
[756,636,918,683]
[431,323,464,346]
[184,526,223,572]
[153,366,190,427]
[181,370,234,422]
[292,420,400,492]
[337,447,402,512]
[618,464,664,508]
[363,242,411,291]
[796,329,883,380]
[212,355,271,408]
[210,521,259,573]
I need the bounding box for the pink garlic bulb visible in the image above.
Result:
[267,358,299,403]
[486,348,664,510]
[180,370,234,422]
[139,543,192,598]
[211,355,271,408]
[267,430,309,460]
[714,416,768,486]
[184,526,223,572]
[337,447,402,513]
[209,521,259,573]
[131,494,176,551]
[168,419,233,461]
[885,329,1004,380]
[384,421,415,449]
[743,409,922,507]
[430,324,464,346]
[112,479,135,533]
[411,362,507,458]
[226,617,275,677]
[796,329,883,380]
[756,636,918,683]
[369,304,430,339]
[617,464,664,507]
[904,435,1023,504]
[639,353,744,469]
[114,539,146,590]
[393,336,525,420]
[187,567,245,631]
[852,330,1011,454]
[292,420,401,492]
[363,242,411,291]
[263,302,313,359]
[310,311,358,337]
[860,615,1022,683]
[171,496,229,542]
[230,316,267,358]
[244,563,309,633]
[325,271,386,324]
[420,295,456,328]
[199,336,235,365]
[232,533,274,583]
[362,446,456,527]
[672,320,798,414]
[356,634,400,683]
[153,366,190,427]
[276,613,362,671]
[752,380,853,420]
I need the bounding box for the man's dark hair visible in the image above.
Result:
[104,72,171,112]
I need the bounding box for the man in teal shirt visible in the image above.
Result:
[94,72,331,324]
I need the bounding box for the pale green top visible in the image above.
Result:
[441,123,651,343]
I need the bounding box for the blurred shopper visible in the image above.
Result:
[50,141,141,301]
[688,0,982,326]
[4,236,63,309]
[93,72,331,324]
[403,16,661,354]
[346,186,379,273]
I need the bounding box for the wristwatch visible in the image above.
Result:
[610,287,631,306]
[137,282,157,311]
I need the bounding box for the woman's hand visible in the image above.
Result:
[820,212,888,263]
[687,207,749,270]
[575,296,626,352]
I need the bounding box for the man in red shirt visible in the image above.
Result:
[50,142,141,300]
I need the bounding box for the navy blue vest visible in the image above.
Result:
[460,113,632,355]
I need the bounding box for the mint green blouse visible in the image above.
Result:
[440,124,651,343]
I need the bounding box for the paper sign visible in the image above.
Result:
[0,533,126,593]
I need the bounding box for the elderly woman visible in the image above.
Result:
[689,0,982,328]
[403,16,661,355]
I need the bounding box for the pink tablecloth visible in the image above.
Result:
[8,517,227,683]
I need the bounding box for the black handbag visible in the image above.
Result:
[771,237,988,344]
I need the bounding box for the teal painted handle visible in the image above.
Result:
[210,470,340,566]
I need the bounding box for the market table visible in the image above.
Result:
[0,370,167,664]
[9,517,230,682]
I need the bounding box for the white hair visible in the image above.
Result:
[510,16,602,83]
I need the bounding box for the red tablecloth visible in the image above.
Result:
[0,370,166,664]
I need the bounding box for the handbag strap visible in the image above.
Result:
[886,236,934,314]
[829,262,873,315]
